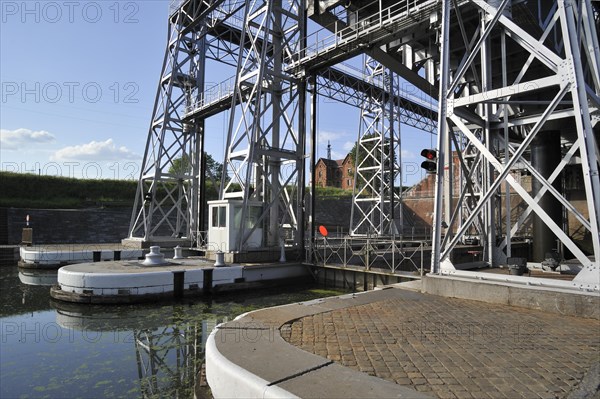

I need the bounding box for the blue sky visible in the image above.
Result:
[1,0,435,186]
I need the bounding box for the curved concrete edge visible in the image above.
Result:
[205,324,300,399]
[20,246,143,265]
[206,288,433,399]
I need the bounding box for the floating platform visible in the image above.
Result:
[50,257,311,304]
[19,244,144,269]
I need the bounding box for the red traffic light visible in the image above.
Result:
[420,149,437,160]
[420,149,437,174]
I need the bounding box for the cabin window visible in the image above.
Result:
[212,206,227,227]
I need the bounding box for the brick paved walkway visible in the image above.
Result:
[281,291,600,399]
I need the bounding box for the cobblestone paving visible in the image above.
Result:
[281,292,600,399]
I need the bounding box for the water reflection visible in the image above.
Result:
[19,269,58,286]
[1,267,51,316]
[1,266,344,398]
[52,300,225,398]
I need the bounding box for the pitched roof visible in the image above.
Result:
[317,158,340,168]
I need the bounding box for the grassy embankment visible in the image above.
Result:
[0,172,139,208]
[0,172,353,209]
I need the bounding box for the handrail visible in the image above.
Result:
[185,76,237,115]
[307,235,426,275]
[169,0,185,16]
[293,0,440,70]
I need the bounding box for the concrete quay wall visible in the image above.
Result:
[4,207,132,245]
[1,200,355,246]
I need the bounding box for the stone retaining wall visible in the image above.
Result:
[3,200,357,245]
[5,208,132,245]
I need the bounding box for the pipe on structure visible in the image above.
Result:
[531,130,562,262]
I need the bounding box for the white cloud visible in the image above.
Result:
[51,139,139,162]
[1,128,55,150]
[401,149,415,159]
[343,141,355,151]
[317,130,346,145]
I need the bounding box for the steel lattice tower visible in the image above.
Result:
[433,0,600,279]
[220,0,305,251]
[127,6,207,246]
[350,57,402,236]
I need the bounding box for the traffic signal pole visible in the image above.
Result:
[431,0,451,274]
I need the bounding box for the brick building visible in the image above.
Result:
[315,155,354,190]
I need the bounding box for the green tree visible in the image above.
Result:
[205,153,223,182]
[168,153,223,181]
[169,155,191,176]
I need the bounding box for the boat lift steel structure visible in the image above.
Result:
[432,0,599,288]
[127,0,437,248]
[127,0,599,289]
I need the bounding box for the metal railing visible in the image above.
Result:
[307,236,426,276]
[292,0,440,70]
[185,76,237,115]
[196,230,208,248]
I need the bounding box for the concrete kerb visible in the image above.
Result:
[205,325,299,399]
[205,289,432,399]
[422,273,600,319]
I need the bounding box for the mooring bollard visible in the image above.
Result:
[279,238,286,263]
[93,251,101,262]
[142,246,166,266]
[173,246,183,260]
[214,251,226,267]
[114,250,121,261]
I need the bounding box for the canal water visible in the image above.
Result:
[0,267,344,398]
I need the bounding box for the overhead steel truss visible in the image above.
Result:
[432,0,600,282]
[315,64,437,133]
